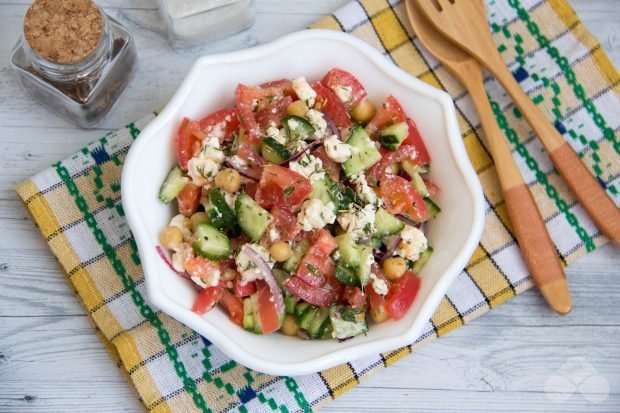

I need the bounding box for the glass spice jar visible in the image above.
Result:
[10,0,137,128]
[158,0,255,48]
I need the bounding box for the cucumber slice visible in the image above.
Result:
[204,189,239,234]
[282,115,315,141]
[284,296,298,314]
[412,246,433,273]
[424,198,441,219]
[235,193,272,241]
[402,159,429,176]
[243,295,259,332]
[307,307,330,339]
[294,302,311,318]
[342,126,382,177]
[309,177,334,208]
[335,234,361,267]
[355,244,373,287]
[369,237,382,249]
[379,122,409,151]
[334,265,358,287]
[272,268,290,290]
[410,171,429,198]
[311,176,361,212]
[329,305,368,339]
[282,238,310,272]
[319,319,333,340]
[261,137,291,165]
[375,208,405,237]
[192,224,231,260]
[159,166,188,203]
[298,306,319,330]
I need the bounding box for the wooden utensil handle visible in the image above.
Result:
[550,142,620,245]
[464,69,571,315]
[490,56,620,245]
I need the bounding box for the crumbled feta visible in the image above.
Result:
[266,126,287,145]
[269,226,280,242]
[332,250,341,260]
[351,172,382,206]
[395,225,428,261]
[235,244,274,282]
[292,77,317,107]
[169,214,192,240]
[171,243,194,272]
[306,109,328,140]
[191,266,221,288]
[187,141,225,186]
[223,192,237,210]
[370,272,389,296]
[298,199,337,231]
[332,85,353,103]
[337,204,376,241]
[323,135,354,163]
[287,139,308,154]
[289,153,325,184]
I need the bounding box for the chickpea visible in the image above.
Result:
[382,257,407,281]
[351,99,376,123]
[286,100,309,117]
[370,305,390,323]
[281,314,300,336]
[159,226,183,250]
[190,212,209,230]
[270,242,293,262]
[214,168,241,193]
[221,268,237,281]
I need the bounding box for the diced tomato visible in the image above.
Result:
[342,286,367,308]
[295,247,335,287]
[312,229,337,256]
[235,83,288,146]
[245,181,258,199]
[321,68,368,110]
[423,178,441,198]
[177,182,202,217]
[379,175,430,221]
[312,81,352,128]
[367,145,418,184]
[313,146,340,182]
[365,95,406,137]
[256,280,282,334]
[284,275,341,307]
[185,256,220,280]
[256,165,312,209]
[255,95,292,131]
[235,143,266,180]
[402,118,431,166]
[219,289,244,326]
[198,108,239,144]
[260,79,296,99]
[233,273,257,297]
[271,206,302,242]
[191,281,224,315]
[385,271,421,320]
[176,118,205,171]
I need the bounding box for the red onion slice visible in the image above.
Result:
[372,249,386,261]
[226,156,260,180]
[323,114,341,141]
[383,234,402,259]
[395,214,418,227]
[243,246,285,314]
[282,135,329,165]
[156,246,200,289]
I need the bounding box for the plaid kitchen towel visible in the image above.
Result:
[15,0,619,411]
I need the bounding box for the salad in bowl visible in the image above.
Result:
[157,68,440,341]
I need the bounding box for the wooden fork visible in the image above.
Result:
[406,0,571,315]
[416,0,620,245]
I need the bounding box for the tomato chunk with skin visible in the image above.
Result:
[380,175,430,221]
[177,182,202,217]
[191,281,224,315]
[198,108,239,144]
[176,118,205,171]
[342,286,367,308]
[367,145,418,184]
[366,95,406,137]
[271,206,301,242]
[312,81,352,128]
[256,165,312,209]
[295,247,335,287]
[321,68,368,110]
[219,289,244,326]
[385,271,421,320]
[312,229,338,256]
[402,118,431,166]
[256,280,282,334]
[233,273,257,297]
[313,146,340,182]
[423,178,441,198]
[283,275,340,307]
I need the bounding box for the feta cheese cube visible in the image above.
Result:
[306,109,328,140]
[289,153,325,184]
[298,199,337,231]
[292,77,317,107]
[395,226,428,261]
[332,85,353,103]
[337,204,376,241]
[370,272,389,296]
[323,134,354,163]
[351,172,382,206]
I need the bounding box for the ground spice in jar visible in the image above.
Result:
[23,0,103,65]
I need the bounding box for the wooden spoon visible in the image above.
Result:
[406,0,572,314]
[415,0,620,246]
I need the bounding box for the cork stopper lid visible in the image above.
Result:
[24,0,104,65]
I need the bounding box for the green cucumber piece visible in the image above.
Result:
[307,307,330,339]
[379,122,409,151]
[282,238,310,272]
[402,159,429,176]
[375,207,405,237]
[235,193,272,241]
[285,296,298,314]
[335,234,361,267]
[298,306,319,330]
[319,319,333,340]
[261,136,291,165]
[282,115,315,141]
[410,171,429,198]
[412,246,433,273]
[243,295,259,332]
[424,198,441,219]
[342,126,382,177]
[355,244,373,287]
[334,265,358,287]
[309,177,334,208]
[329,305,368,339]
[159,166,188,203]
[294,302,311,318]
[272,268,290,291]
[192,223,231,260]
[204,189,239,234]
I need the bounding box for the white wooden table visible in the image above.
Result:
[1,1,618,412]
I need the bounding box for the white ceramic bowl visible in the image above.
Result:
[122,29,484,376]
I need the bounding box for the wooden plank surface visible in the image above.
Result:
[0,1,618,412]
